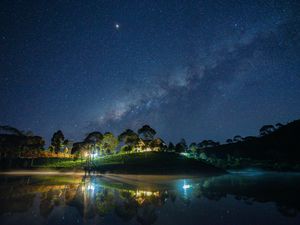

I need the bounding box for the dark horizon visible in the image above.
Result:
[1,0,300,144]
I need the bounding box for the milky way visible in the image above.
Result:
[1,0,300,144]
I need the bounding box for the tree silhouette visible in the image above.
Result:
[85,131,103,144]
[51,130,65,153]
[198,140,219,148]
[167,142,175,152]
[276,123,284,128]
[0,125,24,136]
[259,125,275,136]
[226,139,233,144]
[149,138,166,151]
[84,131,103,155]
[138,125,156,141]
[189,142,198,154]
[175,139,187,153]
[0,125,44,159]
[118,129,139,151]
[233,135,243,142]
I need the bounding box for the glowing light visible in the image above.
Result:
[144,148,152,152]
[87,184,95,191]
[91,153,99,158]
[183,184,191,189]
[115,23,120,29]
[135,190,160,205]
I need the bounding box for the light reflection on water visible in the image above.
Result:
[0,173,300,225]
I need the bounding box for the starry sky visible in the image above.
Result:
[1,0,300,144]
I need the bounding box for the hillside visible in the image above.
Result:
[91,152,225,175]
[32,152,225,175]
[202,119,300,164]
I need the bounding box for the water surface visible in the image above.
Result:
[0,172,300,225]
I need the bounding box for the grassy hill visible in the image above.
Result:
[91,152,225,175]
[31,152,225,175]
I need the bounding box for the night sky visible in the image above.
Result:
[1,0,300,144]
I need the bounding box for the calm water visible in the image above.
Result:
[0,172,300,225]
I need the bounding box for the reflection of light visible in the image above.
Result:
[91,153,98,158]
[87,184,95,191]
[135,190,160,205]
[180,152,189,157]
[183,184,191,189]
[136,190,159,197]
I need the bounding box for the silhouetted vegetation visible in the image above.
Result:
[1,119,300,171]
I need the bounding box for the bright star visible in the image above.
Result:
[115,23,120,29]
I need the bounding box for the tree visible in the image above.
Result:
[149,138,166,151]
[168,142,175,152]
[84,131,103,155]
[118,129,139,151]
[71,142,89,159]
[259,125,275,136]
[189,142,198,154]
[120,145,133,153]
[198,140,219,148]
[48,145,55,153]
[51,130,65,153]
[101,132,119,155]
[243,136,256,141]
[226,139,233,144]
[0,126,44,159]
[233,135,243,142]
[62,139,70,153]
[0,125,24,136]
[24,131,34,136]
[175,139,187,153]
[137,125,156,141]
[199,152,208,160]
[85,131,103,144]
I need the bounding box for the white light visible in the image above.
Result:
[87,184,95,191]
[91,153,98,158]
[115,23,120,29]
[183,184,191,189]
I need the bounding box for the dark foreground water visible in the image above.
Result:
[0,172,300,225]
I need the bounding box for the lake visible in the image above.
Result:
[0,172,300,225]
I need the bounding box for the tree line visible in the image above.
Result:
[0,122,285,159]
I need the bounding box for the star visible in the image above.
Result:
[115,23,120,30]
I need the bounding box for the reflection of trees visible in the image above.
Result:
[2,174,300,224]
[96,189,115,216]
[196,175,300,217]
[0,176,83,219]
[137,204,158,225]
[115,191,138,222]
[0,193,35,215]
